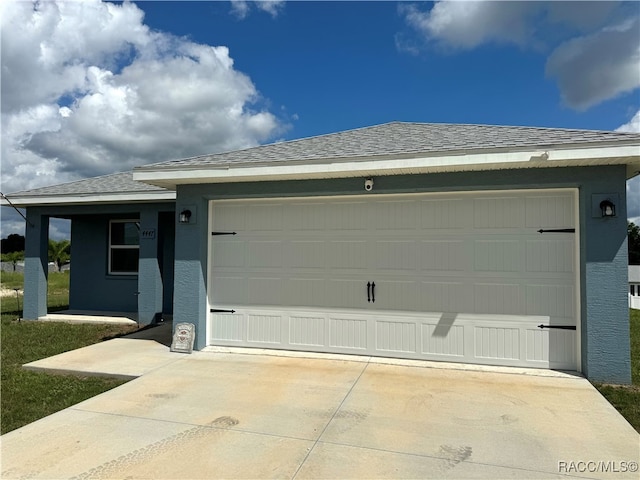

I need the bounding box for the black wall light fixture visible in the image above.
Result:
[599,200,616,218]
[179,209,192,224]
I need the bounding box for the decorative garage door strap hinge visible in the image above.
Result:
[537,324,576,330]
[537,228,575,234]
[211,231,237,236]
[210,308,236,313]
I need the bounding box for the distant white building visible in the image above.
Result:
[631,266,640,310]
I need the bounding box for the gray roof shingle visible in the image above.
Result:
[138,121,640,170]
[6,171,169,198]
[7,122,640,201]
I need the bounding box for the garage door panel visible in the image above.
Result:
[419,240,466,271]
[525,196,575,228]
[375,200,418,230]
[247,204,283,231]
[326,202,370,230]
[373,240,417,271]
[325,279,369,309]
[375,320,417,353]
[286,203,328,231]
[210,190,578,370]
[526,285,574,317]
[247,313,282,344]
[248,278,282,305]
[474,283,524,315]
[329,316,367,350]
[288,241,326,269]
[473,197,525,229]
[212,240,245,268]
[548,330,576,369]
[374,280,420,311]
[211,277,247,304]
[290,315,326,346]
[421,322,465,357]
[526,239,574,273]
[284,278,326,306]
[248,241,282,268]
[420,281,467,312]
[474,325,521,361]
[420,198,468,229]
[210,312,244,342]
[474,240,522,272]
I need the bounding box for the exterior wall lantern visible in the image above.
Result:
[179,209,192,224]
[599,200,616,218]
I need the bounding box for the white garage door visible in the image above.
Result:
[208,190,578,370]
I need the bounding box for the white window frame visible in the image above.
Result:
[108,219,140,276]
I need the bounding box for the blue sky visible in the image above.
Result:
[1,1,639,238]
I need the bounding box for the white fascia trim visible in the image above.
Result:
[0,191,176,207]
[133,145,640,186]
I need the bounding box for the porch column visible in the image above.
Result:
[138,208,163,325]
[580,166,631,384]
[23,209,49,320]
[173,189,209,350]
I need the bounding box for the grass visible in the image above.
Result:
[593,308,640,433]
[1,271,138,434]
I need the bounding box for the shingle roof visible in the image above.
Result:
[6,171,168,198]
[138,121,640,170]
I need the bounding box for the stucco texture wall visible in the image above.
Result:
[173,165,630,383]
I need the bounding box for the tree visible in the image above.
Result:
[1,234,25,253]
[629,222,640,265]
[48,239,71,272]
[0,251,24,271]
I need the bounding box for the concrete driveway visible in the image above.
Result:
[1,337,638,479]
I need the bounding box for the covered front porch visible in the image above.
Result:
[21,200,176,327]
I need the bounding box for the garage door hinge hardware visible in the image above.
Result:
[367,282,376,303]
[211,231,237,236]
[210,308,236,313]
[537,324,576,330]
[537,228,575,234]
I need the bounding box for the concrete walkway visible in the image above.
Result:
[2,330,638,479]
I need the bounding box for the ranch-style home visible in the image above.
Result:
[3,122,640,384]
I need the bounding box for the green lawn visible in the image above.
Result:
[593,308,640,432]
[1,272,138,434]
[1,272,639,434]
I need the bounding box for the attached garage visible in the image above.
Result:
[6,121,629,381]
[208,189,579,370]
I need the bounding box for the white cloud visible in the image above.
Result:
[400,1,540,50]
[545,18,640,110]
[230,0,285,19]
[399,1,639,111]
[0,0,284,199]
[617,110,640,134]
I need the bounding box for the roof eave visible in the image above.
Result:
[133,145,640,189]
[0,191,176,208]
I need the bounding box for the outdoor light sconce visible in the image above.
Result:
[599,200,616,218]
[179,209,192,224]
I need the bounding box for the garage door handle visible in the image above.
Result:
[367,282,371,302]
[371,282,375,303]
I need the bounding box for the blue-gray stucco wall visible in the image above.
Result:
[173,165,631,384]
[70,214,138,311]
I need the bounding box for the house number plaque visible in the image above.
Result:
[171,322,195,353]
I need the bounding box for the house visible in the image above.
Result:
[630,265,640,310]
[3,122,640,384]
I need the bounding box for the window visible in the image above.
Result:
[109,220,140,275]
[632,284,637,297]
